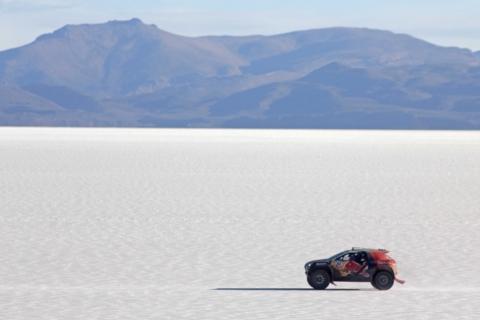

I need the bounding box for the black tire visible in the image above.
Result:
[372,271,394,290]
[307,269,330,290]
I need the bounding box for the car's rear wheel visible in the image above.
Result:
[307,269,330,290]
[372,271,394,290]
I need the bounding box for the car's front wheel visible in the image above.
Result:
[372,271,394,290]
[307,269,330,290]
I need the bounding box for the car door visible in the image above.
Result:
[331,252,352,281]
[347,251,371,281]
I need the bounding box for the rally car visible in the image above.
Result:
[305,248,405,290]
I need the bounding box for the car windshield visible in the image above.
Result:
[329,250,350,260]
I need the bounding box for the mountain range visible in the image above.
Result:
[1,18,480,128]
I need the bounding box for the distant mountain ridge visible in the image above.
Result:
[1,18,480,128]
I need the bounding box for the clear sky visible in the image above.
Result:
[1,0,479,51]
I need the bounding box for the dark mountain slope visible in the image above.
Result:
[210,63,480,129]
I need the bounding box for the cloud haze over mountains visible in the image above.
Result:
[1,18,479,128]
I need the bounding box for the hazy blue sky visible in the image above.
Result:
[1,0,479,51]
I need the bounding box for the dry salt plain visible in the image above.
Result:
[1,127,480,320]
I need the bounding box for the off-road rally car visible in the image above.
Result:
[305,248,405,290]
